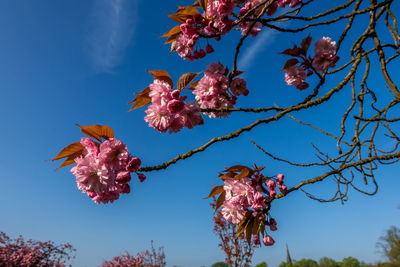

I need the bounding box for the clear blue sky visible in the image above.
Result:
[0,1,399,266]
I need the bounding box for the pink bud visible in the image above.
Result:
[267,180,276,190]
[270,225,277,231]
[121,184,130,194]
[137,173,146,183]
[269,190,276,198]
[276,174,284,181]
[253,235,260,245]
[116,171,132,184]
[280,185,288,195]
[206,44,214,54]
[269,218,277,225]
[198,49,206,58]
[126,156,141,173]
[263,235,275,246]
[167,99,185,113]
[171,90,181,99]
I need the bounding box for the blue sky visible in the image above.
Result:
[0,1,399,266]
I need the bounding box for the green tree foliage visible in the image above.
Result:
[211,262,229,267]
[377,226,400,266]
[254,262,268,267]
[319,257,339,267]
[338,257,363,267]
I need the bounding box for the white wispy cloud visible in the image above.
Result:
[85,0,138,73]
[238,28,277,71]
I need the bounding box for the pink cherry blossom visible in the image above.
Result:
[285,65,309,90]
[231,78,249,96]
[313,37,340,72]
[251,191,266,210]
[126,156,141,173]
[263,235,275,246]
[99,138,130,171]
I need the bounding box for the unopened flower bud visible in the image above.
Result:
[116,171,132,184]
[206,44,214,54]
[267,180,276,190]
[126,156,141,173]
[253,235,260,245]
[263,235,275,246]
[167,99,185,113]
[280,185,288,195]
[171,90,181,99]
[269,190,276,198]
[198,49,206,58]
[137,173,146,183]
[121,183,130,194]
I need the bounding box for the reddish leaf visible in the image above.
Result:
[128,87,151,111]
[167,14,186,24]
[165,34,179,44]
[177,72,199,90]
[245,217,254,245]
[214,191,226,212]
[147,70,173,88]
[56,151,82,170]
[237,211,252,236]
[282,58,299,71]
[204,185,224,199]
[252,217,260,235]
[77,125,115,142]
[51,142,84,161]
[301,35,312,56]
[281,45,301,57]
[169,42,177,54]
[161,25,182,38]
[232,70,244,78]
[225,165,250,172]
[235,167,250,180]
[188,80,199,90]
[175,6,199,16]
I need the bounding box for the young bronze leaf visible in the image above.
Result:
[161,25,182,38]
[177,72,199,90]
[214,191,226,212]
[235,167,250,180]
[51,142,84,161]
[188,80,199,90]
[167,14,186,24]
[232,70,244,78]
[281,45,301,57]
[301,35,312,56]
[128,87,151,111]
[55,151,82,170]
[165,34,179,44]
[282,58,299,71]
[77,125,115,142]
[176,6,199,16]
[252,216,260,235]
[225,165,249,172]
[204,185,224,199]
[237,210,252,236]
[245,217,254,245]
[147,70,173,88]
[259,220,265,237]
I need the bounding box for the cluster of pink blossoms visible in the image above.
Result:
[312,37,340,72]
[174,0,302,60]
[238,0,301,37]
[284,36,339,90]
[194,62,249,118]
[144,80,204,133]
[221,173,287,247]
[71,138,144,204]
[0,232,75,267]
